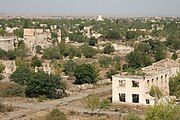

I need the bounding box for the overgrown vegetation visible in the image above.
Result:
[46,109,67,120]
[169,73,180,98]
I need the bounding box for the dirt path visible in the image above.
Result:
[1,85,112,120]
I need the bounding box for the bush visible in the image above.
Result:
[103,43,115,54]
[145,102,180,120]
[63,60,78,75]
[25,72,64,98]
[169,73,180,98]
[106,69,118,80]
[125,31,138,40]
[37,95,48,102]
[0,102,13,113]
[81,45,96,58]
[124,112,142,120]
[31,56,42,67]
[46,109,67,120]
[74,64,97,84]
[36,45,42,54]
[0,63,5,73]
[0,82,25,97]
[99,56,112,68]
[88,38,98,46]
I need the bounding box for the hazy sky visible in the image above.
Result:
[0,0,180,15]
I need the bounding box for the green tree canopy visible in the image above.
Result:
[63,60,78,75]
[103,43,115,54]
[74,64,97,84]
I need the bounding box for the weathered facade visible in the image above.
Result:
[112,58,180,105]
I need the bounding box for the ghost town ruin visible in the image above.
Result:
[112,58,180,105]
[24,28,61,54]
[0,37,16,51]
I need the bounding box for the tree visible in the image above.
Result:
[0,49,7,60]
[25,72,64,98]
[154,49,166,61]
[6,50,16,60]
[88,38,98,46]
[105,30,121,39]
[98,56,112,68]
[46,109,67,120]
[0,63,5,73]
[35,45,42,54]
[169,73,180,98]
[81,45,96,58]
[63,60,78,75]
[126,50,152,69]
[74,64,97,84]
[172,52,178,60]
[31,56,42,67]
[145,102,180,120]
[103,43,115,54]
[125,31,137,40]
[165,35,180,50]
[149,85,163,100]
[10,65,31,85]
[0,29,6,36]
[0,63,5,81]
[13,29,23,38]
[14,40,28,58]
[51,32,58,39]
[106,69,118,80]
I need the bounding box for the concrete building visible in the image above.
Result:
[112,58,180,105]
[0,37,15,51]
[24,29,55,54]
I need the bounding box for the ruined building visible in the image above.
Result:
[0,60,16,82]
[0,37,16,51]
[112,58,180,105]
[23,29,61,54]
[35,60,51,75]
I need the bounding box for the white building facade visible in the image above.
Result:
[112,58,180,105]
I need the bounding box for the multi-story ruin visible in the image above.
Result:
[23,28,61,54]
[0,37,16,51]
[112,58,180,105]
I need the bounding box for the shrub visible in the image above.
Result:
[37,95,48,102]
[103,43,115,54]
[0,82,25,97]
[46,109,67,120]
[0,102,13,113]
[106,69,118,80]
[74,64,97,84]
[124,112,142,120]
[31,56,42,67]
[63,60,78,75]
[0,63,5,73]
[145,102,180,120]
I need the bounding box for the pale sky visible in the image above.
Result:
[0,0,180,15]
